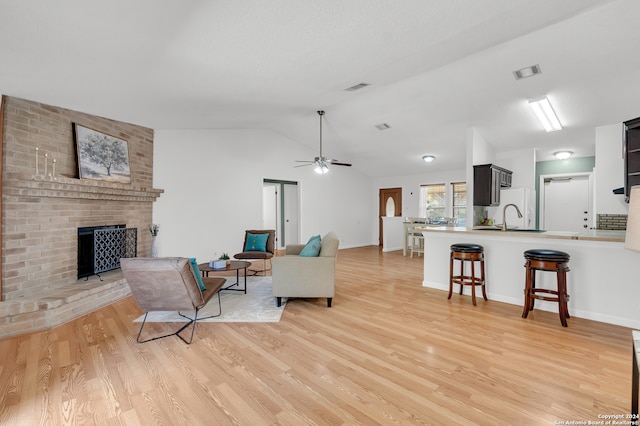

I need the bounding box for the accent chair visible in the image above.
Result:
[120,257,226,344]
[233,229,276,275]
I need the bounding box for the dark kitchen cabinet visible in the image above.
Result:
[473,164,512,206]
[624,117,640,202]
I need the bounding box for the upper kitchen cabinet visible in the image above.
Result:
[624,116,640,202]
[473,164,512,206]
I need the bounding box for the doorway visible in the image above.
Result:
[539,173,593,232]
[263,179,299,250]
[379,187,402,246]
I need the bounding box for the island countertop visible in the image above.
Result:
[415,225,625,243]
[417,224,638,329]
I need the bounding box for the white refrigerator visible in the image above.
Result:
[489,188,537,229]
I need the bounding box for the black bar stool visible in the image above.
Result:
[448,243,486,306]
[522,249,571,327]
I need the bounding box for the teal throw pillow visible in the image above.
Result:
[244,232,268,252]
[299,235,321,257]
[189,258,206,291]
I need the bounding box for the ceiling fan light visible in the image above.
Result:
[422,155,436,163]
[314,164,329,174]
[554,151,573,160]
[295,110,350,173]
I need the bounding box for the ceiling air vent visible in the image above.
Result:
[375,123,391,130]
[513,64,542,80]
[345,82,370,91]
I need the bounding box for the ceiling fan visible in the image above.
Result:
[295,110,352,174]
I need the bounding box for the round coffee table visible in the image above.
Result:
[198,260,251,294]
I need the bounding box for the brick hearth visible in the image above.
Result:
[1,96,163,339]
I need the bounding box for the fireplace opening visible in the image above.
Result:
[78,225,137,279]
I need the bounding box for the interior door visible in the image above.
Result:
[262,184,278,235]
[379,187,402,246]
[542,175,591,232]
[263,179,299,250]
[283,183,299,246]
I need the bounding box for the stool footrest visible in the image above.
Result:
[451,275,484,285]
[528,288,570,303]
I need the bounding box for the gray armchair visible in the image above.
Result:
[271,232,339,307]
[121,257,226,344]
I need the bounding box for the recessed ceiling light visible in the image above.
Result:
[375,123,391,130]
[422,155,436,163]
[554,151,573,160]
[513,64,542,80]
[344,83,370,91]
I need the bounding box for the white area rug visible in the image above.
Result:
[133,276,285,323]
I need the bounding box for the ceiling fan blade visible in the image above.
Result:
[295,160,314,163]
[294,163,314,168]
[330,162,352,167]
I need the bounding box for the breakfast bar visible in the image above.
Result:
[417,226,640,329]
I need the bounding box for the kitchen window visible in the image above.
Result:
[452,181,466,226]
[419,183,446,221]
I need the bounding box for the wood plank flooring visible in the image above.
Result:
[0,246,633,425]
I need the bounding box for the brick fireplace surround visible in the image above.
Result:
[0,96,163,339]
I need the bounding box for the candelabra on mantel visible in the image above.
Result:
[34,146,58,180]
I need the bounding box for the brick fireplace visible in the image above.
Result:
[0,96,163,338]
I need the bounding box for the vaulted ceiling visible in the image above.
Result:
[2,0,639,177]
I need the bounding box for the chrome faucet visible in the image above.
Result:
[501,203,523,231]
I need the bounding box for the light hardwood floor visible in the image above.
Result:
[0,247,633,425]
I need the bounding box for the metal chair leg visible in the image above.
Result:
[136,292,222,344]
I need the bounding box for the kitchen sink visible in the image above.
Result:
[475,228,546,233]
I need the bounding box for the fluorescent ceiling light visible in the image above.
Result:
[422,155,436,163]
[529,96,563,132]
[554,151,573,160]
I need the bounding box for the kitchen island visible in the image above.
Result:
[417,226,639,329]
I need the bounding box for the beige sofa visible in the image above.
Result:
[271,232,339,307]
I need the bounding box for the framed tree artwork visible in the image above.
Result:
[73,123,131,183]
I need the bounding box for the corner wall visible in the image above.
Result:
[595,123,626,214]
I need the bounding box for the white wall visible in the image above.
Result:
[371,169,466,243]
[468,127,495,227]
[150,122,625,261]
[469,127,494,165]
[595,123,627,214]
[496,148,536,190]
[152,128,375,262]
[372,169,466,218]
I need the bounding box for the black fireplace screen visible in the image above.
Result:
[94,228,137,275]
[78,226,137,279]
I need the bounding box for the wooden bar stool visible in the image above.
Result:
[522,249,571,327]
[448,243,487,306]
